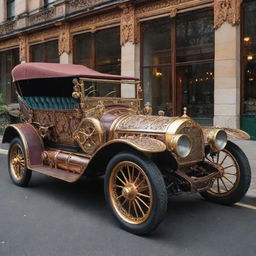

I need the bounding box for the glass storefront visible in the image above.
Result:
[240,0,256,139]
[142,18,172,115]
[30,40,59,63]
[142,9,214,124]
[176,10,214,125]
[0,48,19,104]
[242,0,256,114]
[73,27,121,75]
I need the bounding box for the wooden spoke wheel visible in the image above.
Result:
[8,138,31,187]
[200,141,251,205]
[105,152,167,235]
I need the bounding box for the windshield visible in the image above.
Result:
[82,78,137,99]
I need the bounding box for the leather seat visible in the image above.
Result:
[24,96,78,110]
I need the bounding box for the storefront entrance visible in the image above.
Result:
[141,9,214,125]
[0,48,19,104]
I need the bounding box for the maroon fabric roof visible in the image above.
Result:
[12,63,138,82]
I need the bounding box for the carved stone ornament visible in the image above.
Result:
[214,0,242,29]
[120,4,138,45]
[29,7,56,26]
[170,8,177,18]
[0,20,16,37]
[58,23,71,55]
[18,34,28,62]
[68,0,106,13]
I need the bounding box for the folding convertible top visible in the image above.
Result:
[12,63,138,82]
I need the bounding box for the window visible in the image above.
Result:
[73,27,121,75]
[242,0,256,114]
[7,0,15,20]
[142,9,214,124]
[176,10,214,125]
[30,40,59,63]
[142,18,172,115]
[0,48,19,104]
[44,0,56,7]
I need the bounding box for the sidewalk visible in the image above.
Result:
[0,135,255,196]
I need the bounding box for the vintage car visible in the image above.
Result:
[3,63,251,235]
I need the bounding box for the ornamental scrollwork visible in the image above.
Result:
[58,23,71,55]
[28,7,55,26]
[120,4,138,45]
[73,118,104,154]
[214,0,242,29]
[18,34,28,62]
[68,0,107,13]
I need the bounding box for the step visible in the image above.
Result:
[31,165,81,183]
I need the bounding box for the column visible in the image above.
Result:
[214,23,241,129]
[213,0,242,128]
[60,52,72,64]
[120,3,139,98]
[121,42,140,98]
[58,23,72,64]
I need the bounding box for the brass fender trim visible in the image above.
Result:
[94,137,166,153]
[203,127,250,140]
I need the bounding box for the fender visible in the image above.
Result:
[2,123,44,168]
[202,127,250,140]
[96,137,166,153]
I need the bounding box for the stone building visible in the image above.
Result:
[0,0,255,137]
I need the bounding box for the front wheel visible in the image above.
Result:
[8,137,32,187]
[104,151,167,235]
[200,141,251,205]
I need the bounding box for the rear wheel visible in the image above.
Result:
[200,141,251,205]
[8,138,32,187]
[104,151,167,235]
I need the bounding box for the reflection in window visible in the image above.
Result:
[7,0,15,20]
[176,10,214,125]
[177,63,214,123]
[84,81,121,98]
[142,18,172,115]
[176,11,214,63]
[242,0,256,114]
[73,27,121,75]
[30,40,59,63]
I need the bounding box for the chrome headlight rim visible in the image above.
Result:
[167,134,192,158]
[207,129,227,151]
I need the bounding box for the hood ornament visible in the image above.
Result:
[182,107,189,118]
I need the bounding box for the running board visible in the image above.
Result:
[30,165,81,183]
[29,149,91,182]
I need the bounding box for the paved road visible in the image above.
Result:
[0,150,256,256]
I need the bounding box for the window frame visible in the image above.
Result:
[73,26,121,75]
[140,8,214,117]
[29,40,59,63]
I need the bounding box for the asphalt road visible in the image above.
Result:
[0,153,256,256]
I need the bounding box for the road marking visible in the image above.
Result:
[235,202,256,210]
[0,149,8,155]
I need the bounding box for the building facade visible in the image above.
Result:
[0,0,255,136]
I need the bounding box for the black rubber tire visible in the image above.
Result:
[200,141,251,205]
[104,151,167,235]
[8,137,32,187]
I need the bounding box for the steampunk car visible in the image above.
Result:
[3,63,251,235]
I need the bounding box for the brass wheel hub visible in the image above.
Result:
[10,143,25,181]
[109,161,153,225]
[122,184,138,200]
